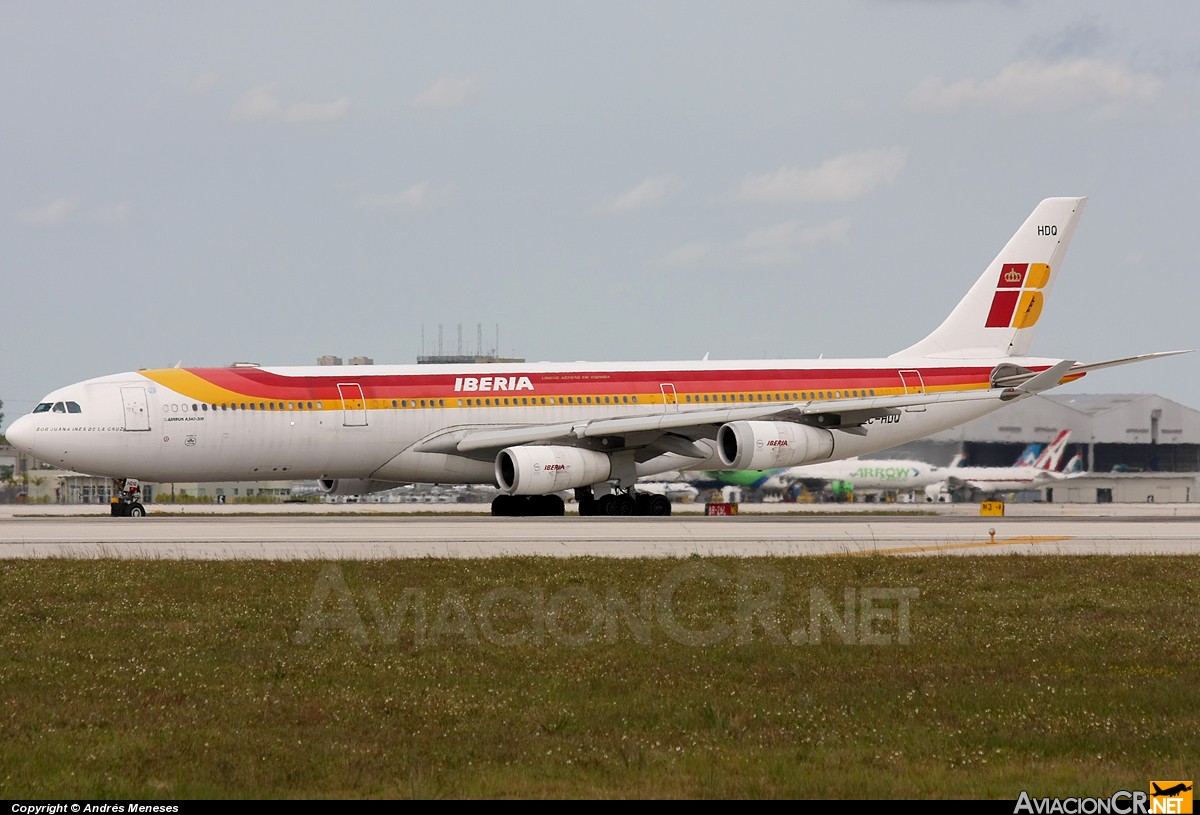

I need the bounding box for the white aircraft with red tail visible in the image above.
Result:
[5,197,1188,516]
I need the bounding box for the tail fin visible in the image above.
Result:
[892,197,1087,359]
[1063,453,1084,474]
[1032,430,1071,471]
[1013,443,1043,468]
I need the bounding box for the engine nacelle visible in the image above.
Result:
[717,421,835,470]
[495,446,612,495]
[316,478,393,496]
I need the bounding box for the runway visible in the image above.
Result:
[2,506,1199,558]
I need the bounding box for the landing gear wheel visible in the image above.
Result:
[647,495,671,516]
[127,502,146,518]
[537,494,566,516]
[607,494,635,516]
[595,494,614,516]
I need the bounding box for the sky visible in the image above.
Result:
[2,1,1198,430]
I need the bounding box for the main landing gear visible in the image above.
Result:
[577,486,672,517]
[489,487,671,517]
[490,493,566,517]
[110,478,146,518]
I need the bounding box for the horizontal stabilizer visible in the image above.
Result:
[1068,349,1194,375]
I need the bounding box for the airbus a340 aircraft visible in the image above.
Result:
[5,197,1188,517]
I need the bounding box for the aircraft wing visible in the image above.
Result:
[415,387,1010,460]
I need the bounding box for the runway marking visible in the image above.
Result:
[826,534,1074,557]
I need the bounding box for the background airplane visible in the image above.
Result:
[651,433,1070,502]
[924,429,1073,500]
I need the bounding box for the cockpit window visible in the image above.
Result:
[31,400,82,414]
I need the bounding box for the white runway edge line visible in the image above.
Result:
[1,515,1199,559]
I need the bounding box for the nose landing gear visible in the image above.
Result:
[110,478,146,517]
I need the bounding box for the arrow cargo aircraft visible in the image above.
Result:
[5,197,1188,517]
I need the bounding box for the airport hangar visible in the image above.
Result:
[884,393,1200,503]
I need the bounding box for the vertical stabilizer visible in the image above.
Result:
[1032,430,1071,471]
[892,197,1086,359]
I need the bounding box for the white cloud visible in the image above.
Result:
[188,72,218,95]
[662,218,851,267]
[906,58,1162,117]
[19,197,80,224]
[595,175,677,213]
[91,204,131,224]
[412,77,479,111]
[231,82,350,123]
[662,242,713,267]
[357,183,453,211]
[283,98,351,123]
[17,198,130,226]
[735,148,907,204]
[740,217,852,265]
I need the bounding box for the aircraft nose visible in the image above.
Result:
[5,414,36,455]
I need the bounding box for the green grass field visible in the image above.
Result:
[1,557,1194,798]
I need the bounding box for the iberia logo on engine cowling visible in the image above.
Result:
[985,262,1050,329]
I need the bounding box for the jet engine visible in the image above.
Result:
[316,478,394,497]
[716,421,835,470]
[495,446,612,495]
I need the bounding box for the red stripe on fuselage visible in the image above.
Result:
[179,365,1001,400]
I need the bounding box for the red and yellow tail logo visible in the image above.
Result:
[1151,781,1193,814]
[985,262,1050,329]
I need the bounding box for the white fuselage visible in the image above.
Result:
[5,356,1036,488]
